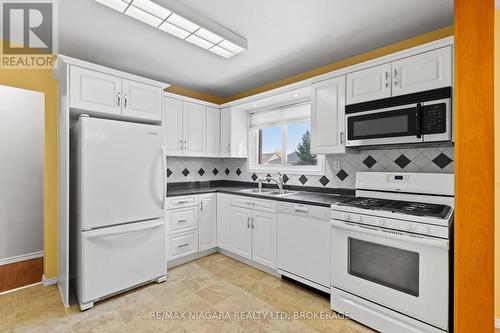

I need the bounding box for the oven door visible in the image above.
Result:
[346,103,423,147]
[331,220,449,330]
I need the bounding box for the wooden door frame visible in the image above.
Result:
[454,0,494,331]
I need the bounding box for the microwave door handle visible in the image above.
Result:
[416,103,423,139]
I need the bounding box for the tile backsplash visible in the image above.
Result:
[166,146,454,189]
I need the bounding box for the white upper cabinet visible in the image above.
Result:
[206,106,220,157]
[198,194,217,252]
[391,46,452,96]
[121,79,162,121]
[346,63,392,105]
[183,102,207,156]
[70,66,122,115]
[162,97,184,156]
[220,107,247,158]
[69,65,163,122]
[251,211,276,269]
[311,75,346,154]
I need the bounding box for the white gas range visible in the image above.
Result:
[330,172,454,333]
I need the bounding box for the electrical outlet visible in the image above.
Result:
[333,160,341,171]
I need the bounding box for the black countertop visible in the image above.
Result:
[167,181,354,207]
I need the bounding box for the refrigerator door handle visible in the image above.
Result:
[85,220,164,238]
[161,146,167,210]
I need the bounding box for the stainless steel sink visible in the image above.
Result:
[239,188,277,194]
[239,188,297,197]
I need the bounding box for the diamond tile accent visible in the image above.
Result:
[336,169,348,181]
[266,173,272,182]
[212,168,219,175]
[182,168,190,177]
[198,168,205,176]
[363,155,377,168]
[166,168,172,178]
[319,176,330,186]
[225,168,230,175]
[282,174,289,184]
[251,173,258,181]
[236,168,241,176]
[298,175,308,185]
[432,153,452,169]
[394,154,411,168]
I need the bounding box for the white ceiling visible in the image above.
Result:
[59,0,453,98]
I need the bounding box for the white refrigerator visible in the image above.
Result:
[71,116,166,311]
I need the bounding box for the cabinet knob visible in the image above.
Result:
[117,92,121,107]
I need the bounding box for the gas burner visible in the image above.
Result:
[382,200,451,218]
[338,197,392,210]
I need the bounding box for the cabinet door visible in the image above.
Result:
[346,63,392,104]
[199,194,217,251]
[251,211,276,269]
[121,79,162,121]
[217,194,231,250]
[69,66,122,115]
[220,107,231,157]
[229,206,252,259]
[392,46,452,96]
[183,102,206,156]
[162,97,183,156]
[311,76,346,154]
[206,107,220,157]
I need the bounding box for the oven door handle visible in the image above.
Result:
[331,220,449,249]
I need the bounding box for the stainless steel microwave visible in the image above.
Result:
[345,87,452,147]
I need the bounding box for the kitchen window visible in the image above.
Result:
[248,102,325,174]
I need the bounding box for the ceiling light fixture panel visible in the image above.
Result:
[94,0,247,58]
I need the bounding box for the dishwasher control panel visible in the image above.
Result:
[278,202,330,220]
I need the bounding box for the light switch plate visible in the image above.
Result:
[333,160,341,171]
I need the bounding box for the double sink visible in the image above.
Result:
[239,188,297,197]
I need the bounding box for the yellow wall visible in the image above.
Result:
[0,68,58,279]
[495,8,500,320]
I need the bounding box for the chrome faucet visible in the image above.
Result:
[265,172,284,193]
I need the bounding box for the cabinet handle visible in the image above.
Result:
[117,92,121,107]
[178,219,187,224]
[200,201,203,211]
[251,217,255,229]
[178,243,189,248]
[175,200,190,204]
[184,140,187,150]
[124,93,128,108]
[385,71,390,88]
[340,132,345,144]
[294,208,308,214]
[247,216,250,229]
[227,143,231,151]
[393,69,399,87]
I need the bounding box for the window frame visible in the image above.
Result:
[247,112,325,175]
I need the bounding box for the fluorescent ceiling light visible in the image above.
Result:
[132,0,171,19]
[209,45,233,59]
[125,5,163,27]
[94,0,247,58]
[95,0,129,12]
[167,13,199,33]
[219,40,245,54]
[195,28,223,44]
[158,21,190,39]
[186,35,213,49]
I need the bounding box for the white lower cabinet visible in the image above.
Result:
[216,193,231,250]
[168,230,198,261]
[228,196,277,269]
[199,194,217,251]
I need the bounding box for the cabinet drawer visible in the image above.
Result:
[231,195,276,213]
[168,230,198,260]
[166,195,198,209]
[166,207,198,234]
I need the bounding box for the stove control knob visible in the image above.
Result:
[351,215,361,223]
[342,213,350,221]
[376,219,385,227]
[418,225,430,234]
[401,223,411,231]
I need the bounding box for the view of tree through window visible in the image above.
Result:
[258,121,316,167]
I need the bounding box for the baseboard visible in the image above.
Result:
[0,251,43,266]
[0,282,41,296]
[42,274,58,287]
[495,318,500,329]
[168,248,217,268]
[217,248,280,278]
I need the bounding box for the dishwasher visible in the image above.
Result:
[277,202,331,293]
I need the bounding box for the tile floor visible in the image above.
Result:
[0,253,375,333]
